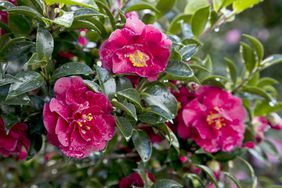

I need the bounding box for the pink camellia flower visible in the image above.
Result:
[0,118,30,160]
[252,116,268,143]
[43,76,115,158]
[99,16,171,81]
[181,86,246,153]
[267,113,282,130]
[119,172,155,188]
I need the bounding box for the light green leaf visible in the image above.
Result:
[5,6,43,20]
[223,172,242,188]
[83,80,101,92]
[125,2,160,15]
[4,93,30,105]
[52,62,93,80]
[191,6,210,37]
[184,0,209,14]
[225,58,237,83]
[261,54,282,70]
[44,0,97,9]
[115,116,133,141]
[132,130,152,162]
[240,42,257,72]
[243,34,264,62]
[53,11,74,28]
[233,0,261,13]
[156,0,176,15]
[242,86,272,100]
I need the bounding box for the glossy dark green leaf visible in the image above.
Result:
[225,58,237,83]
[261,54,282,70]
[26,53,41,70]
[116,77,133,91]
[112,100,137,121]
[195,165,219,188]
[143,85,178,120]
[125,2,160,15]
[152,179,183,188]
[165,61,194,80]
[6,6,43,20]
[52,62,93,80]
[233,0,261,13]
[71,20,101,35]
[202,76,228,88]
[7,71,44,99]
[243,34,264,62]
[191,6,210,37]
[223,172,242,188]
[74,8,104,19]
[150,106,174,121]
[4,93,30,105]
[83,80,101,92]
[8,14,32,35]
[0,75,19,87]
[36,27,54,60]
[138,112,165,124]
[240,42,257,72]
[180,45,198,61]
[94,0,115,30]
[132,130,152,162]
[0,1,15,9]
[53,11,74,28]
[155,123,179,148]
[115,116,133,141]
[103,78,116,99]
[95,66,110,83]
[117,88,141,109]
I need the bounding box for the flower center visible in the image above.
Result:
[206,111,226,129]
[128,50,149,68]
[76,113,93,131]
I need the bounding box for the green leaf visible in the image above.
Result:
[223,172,242,188]
[115,116,133,141]
[116,77,133,92]
[112,100,137,121]
[8,14,32,35]
[152,179,183,188]
[132,130,152,162]
[0,1,15,9]
[7,71,44,99]
[52,62,93,80]
[168,14,191,34]
[95,66,110,83]
[195,165,219,188]
[5,6,43,20]
[179,45,199,62]
[261,54,282,70]
[165,61,194,80]
[94,0,115,30]
[242,86,272,100]
[156,0,176,15]
[83,80,101,92]
[150,106,174,121]
[36,27,54,60]
[117,88,141,109]
[4,93,30,105]
[0,75,19,87]
[155,123,179,148]
[243,34,264,62]
[138,112,165,124]
[71,20,101,35]
[233,0,261,13]
[225,58,237,83]
[53,11,74,28]
[257,77,278,87]
[184,0,209,14]
[191,6,210,37]
[74,8,104,18]
[103,78,116,99]
[26,53,41,70]
[240,42,257,72]
[44,0,97,9]
[202,76,228,88]
[183,173,205,187]
[143,85,178,120]
[125,2,160,15]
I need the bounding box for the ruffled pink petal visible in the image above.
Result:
[49,98,70,121]
[125,16,145,35]
[54,77,72,100]
[85,91,112,113]
[55,117,69,147]
[0,133,18,151]
[43,103,58,133]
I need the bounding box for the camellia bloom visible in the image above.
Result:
[0,118,30,160]
[119,172,155,188]
[267,113,282,130]
[252,116,268,143]
[43,76,115,158]
[181,86,246,153]
[99,15,171,81]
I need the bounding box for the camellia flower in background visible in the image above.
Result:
[267,113,282,130]
[0,118,30,160]
[181,86,246,153]
[99,13,172,81]
[43,76,115,158]
[119,171,155,188]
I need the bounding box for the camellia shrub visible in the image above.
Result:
[1,0,282,187]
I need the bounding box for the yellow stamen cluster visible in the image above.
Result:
[206,112,226,129]
[128,50,149,68]
[77,113,93,131]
